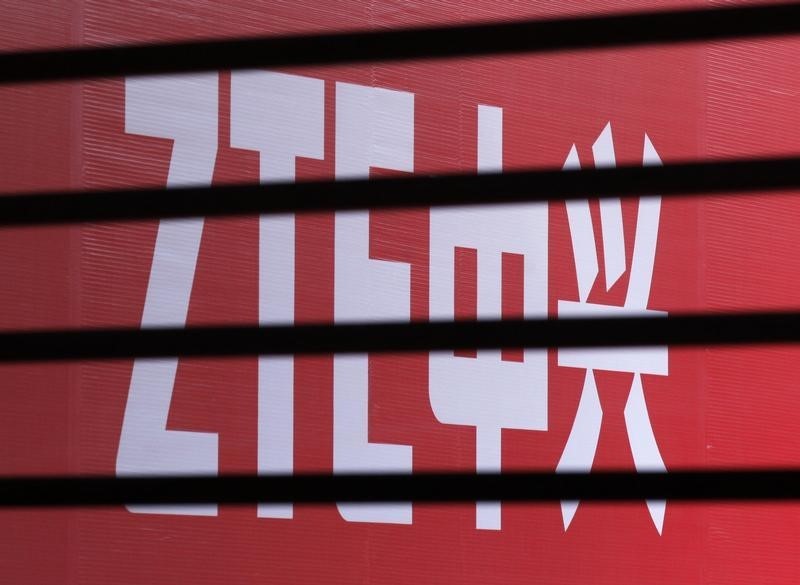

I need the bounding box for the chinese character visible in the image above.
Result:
[557,122,668,534]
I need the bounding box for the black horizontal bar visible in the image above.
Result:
[2,312,800,362]
[4,156,800,226]
[2,3,800,84]
[2,470,799,507]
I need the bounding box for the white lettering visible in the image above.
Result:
[556,125,668,533]
[230,71,325,519]
[428,105,548,530]
[117,74,220,516]
[333,82,415,524]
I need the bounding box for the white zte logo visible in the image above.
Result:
[116,72,667,533]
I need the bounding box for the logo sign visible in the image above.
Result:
[116,73,669,534]
[4,2,800,583]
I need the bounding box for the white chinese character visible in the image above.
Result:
[556,122,668,533]
[429,105,548,530]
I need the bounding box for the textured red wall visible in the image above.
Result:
[2,2,800,583]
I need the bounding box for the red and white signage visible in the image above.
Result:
[3,1,800,583]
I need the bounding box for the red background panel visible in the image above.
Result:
[3,1,800,583]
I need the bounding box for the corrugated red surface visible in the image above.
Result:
[3,1,800,583]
